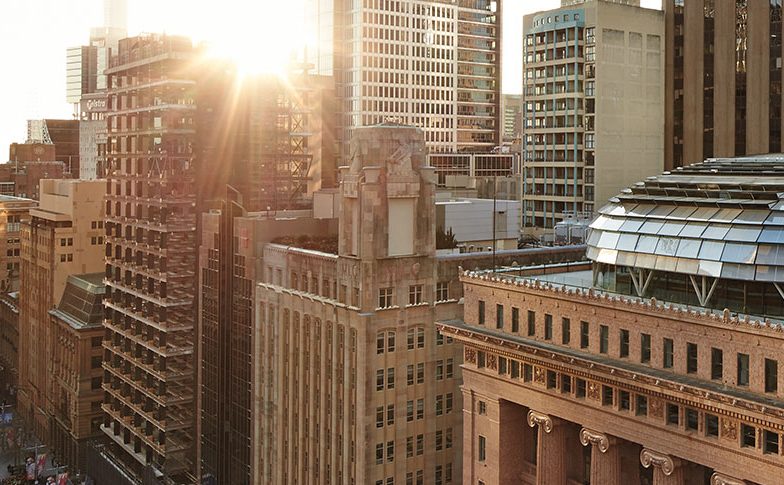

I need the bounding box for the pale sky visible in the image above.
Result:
[0,0,660,160]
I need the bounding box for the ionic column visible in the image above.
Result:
[710,472,748,485]
[640,448,684,485]
[527,410,567,485]
[579,427,621,485]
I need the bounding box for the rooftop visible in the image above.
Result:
[588,155,784,282]
[50,272,105,329]
[468,263,784,332]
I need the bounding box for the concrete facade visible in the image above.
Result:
[17,179,105,447]
[522,0,664,230]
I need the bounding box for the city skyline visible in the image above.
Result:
[0,0,661,159]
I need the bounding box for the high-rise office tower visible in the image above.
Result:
[664,1,784,169]
[100,34,198,483]
[521,0,663,231]
[309,0,502,157]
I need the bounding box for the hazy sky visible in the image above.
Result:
[0,0,660,160]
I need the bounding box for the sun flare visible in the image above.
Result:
[197,0,308,75]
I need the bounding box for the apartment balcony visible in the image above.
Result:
[102,360,193,407]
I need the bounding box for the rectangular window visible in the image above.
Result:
[436,281,449,301]
[446,359,454,379]
[546,370,557,389]
[387,368,395,389]
[601,385,613,406]
[417,363,424,384]
[561,375,572,394]
[510,360,520,379]
[387,331,395,352]
[417,434,424,455]
[523,363,533,382]
[407,365,414,386]
[576,378,586,398]
[379,287,394,308]
[686,342,698,374]
[376,406,384,427]
[499,357,508,375]
[478,300,485,325]
[478,435,487,461]
[387,440,394,462]
[416,399,424,420]
[562,317,570,344]
[376,443,384,464]
[711,348,723,380]
[663,338,674,369]
[387,404,394,425]
[409,284,423,305]
[436,360,444,380]
[636,395,648,416]
[620,329,629,358]
[527,310,536,336]
[742,424,756,448]
[477,351,485,368]
[377,333,385,354]
[765,358,778,393]
[407,400,414,421]
[511,307,520,332]
[737,353,750,386]
[376,369,384,391]
[417,328,425,348]
[685,408,698,431]
[407,436,414,458]
[544,314,553,340]
[666,404,679,426]
[619,390,630,411]
[764,430,779,454]
[599,325,608,354]
[496,304,504,329]
[705,414,719,437]
[641,333,651,363]
[580,321,589,349]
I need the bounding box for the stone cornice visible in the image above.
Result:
[461,271,784,339]
[437,321,784,425]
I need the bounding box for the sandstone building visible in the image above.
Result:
[49,273,106,474]
[196,123,585,484]
[17,179,105,446]
[441,155,784,484]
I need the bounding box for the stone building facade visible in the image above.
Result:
[441,156,784,485]
[49,273,106,474]
[17,179,105,443]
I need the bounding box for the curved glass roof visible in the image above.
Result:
[586,155,784,282]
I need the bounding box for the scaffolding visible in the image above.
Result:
[102,34,197,482]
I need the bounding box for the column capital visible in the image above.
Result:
[639,448,680,476]
[710,472,748,485]
[579,427,615,453]
[526,409,554,433]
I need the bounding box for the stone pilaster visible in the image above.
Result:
[640,448,684,485]
[710,472,748,485]
[579,427,621,485]
[527,410,567,485]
